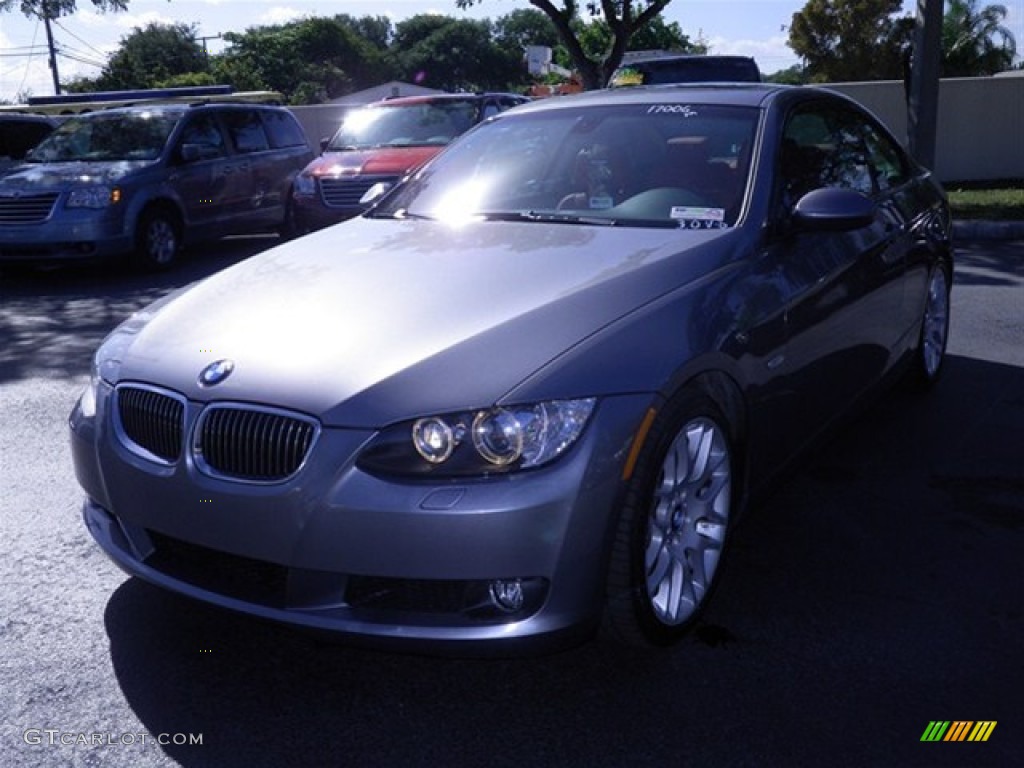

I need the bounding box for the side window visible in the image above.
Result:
[862,121,910,192]
[222,109,270,154]
[178,113,225,158]
[260,110,308,149]
[481,102,501,121]
[1,121,54,161]
[780,102,873,206]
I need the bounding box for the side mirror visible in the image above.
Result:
[791,187,876,232]
[319,137,330,153]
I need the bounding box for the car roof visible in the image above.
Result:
[67,102,285,119]
[619,54,757,66]
[0,112,58,124]
[510,82,790,114]
[369,93,527,107]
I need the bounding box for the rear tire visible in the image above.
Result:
[133,208,181,271]
[606,389,738,647]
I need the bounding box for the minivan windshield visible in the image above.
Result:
[327,100,480,151]
[374,103,758,229]
[27,111,180,163]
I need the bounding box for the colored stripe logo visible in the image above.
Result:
[921,721,997,742]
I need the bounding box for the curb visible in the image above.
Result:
[952,220,1024,241]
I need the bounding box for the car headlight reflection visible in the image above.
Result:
[67,185,119,208]
[364,398,597,476]
[293,173,316,196]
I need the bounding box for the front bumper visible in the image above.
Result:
[70,381,651,653]
[0,208,132,262]
[291,193,361,234]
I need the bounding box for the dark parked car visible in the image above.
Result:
[71,84,952,654]
[0,113,57,173]
[290,92,529,233]
[609,54,761,87]
[0,102,313,270]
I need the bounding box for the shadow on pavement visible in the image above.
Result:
[101,354,1023,767]
[0,236,277,385]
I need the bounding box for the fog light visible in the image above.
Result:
[489,579,524,613]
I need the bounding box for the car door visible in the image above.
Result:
[168,112,231,238]
[758,98,912,455]
[217,107,277,230]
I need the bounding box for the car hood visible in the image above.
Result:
[117,217,736,427]
[307,146,442,178]
[0,160,151,189]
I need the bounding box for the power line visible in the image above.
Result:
[52,18,110,60]
[16,18,42,97]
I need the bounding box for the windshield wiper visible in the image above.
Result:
[476,210,618,226]
[365,209,434,221]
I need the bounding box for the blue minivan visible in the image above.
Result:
[0,102,312,270]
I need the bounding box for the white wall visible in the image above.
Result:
[825,75,1024,183]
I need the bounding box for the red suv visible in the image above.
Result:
[290,93,528,233]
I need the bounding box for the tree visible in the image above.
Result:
[765,64,809,84]
[390,15,524,92]
[942,0,1017,76]
[574,13,702,64]
[788,0,915,82]
[455,0,676,89]
[68,22,208,92]
[0,0,127,16]
[213,17,391,104]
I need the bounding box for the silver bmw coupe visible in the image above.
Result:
[71,84,953,653]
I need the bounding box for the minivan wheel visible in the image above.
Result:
[133,209,181,271]
[606,390,737,647]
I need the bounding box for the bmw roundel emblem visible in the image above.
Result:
[198,359,235,387]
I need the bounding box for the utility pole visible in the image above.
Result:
[42,1,62,95]
[198,33,222,61]
[907,0,944,169]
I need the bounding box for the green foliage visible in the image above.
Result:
[942,0,1017,76]
[455,0,676,89]
[155,72,218,89]
[213,16,392,104]
[81,22,209,91]
[765,64,809,84]
[947,181,1024,219]
[788,0,913,82]
[0,0,127,17]
[390,14,523,92]
[44,6,693,102]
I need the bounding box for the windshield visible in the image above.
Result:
[610,59,761,87]
[27,111,180,162]
[327,100,479,150]
[374,103,759,229]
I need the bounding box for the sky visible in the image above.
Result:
[2,0,1022,102]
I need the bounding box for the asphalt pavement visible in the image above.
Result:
[1,234,1021,768]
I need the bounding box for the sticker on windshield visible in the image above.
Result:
[646,105,698,117]
[670,206,727,228]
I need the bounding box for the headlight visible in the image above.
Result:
[293,174,316,196]
[67,186,119,208]
[359,398,597,477]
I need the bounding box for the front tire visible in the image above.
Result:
[906,261,951,390]
[606,390,738,647]
[133,208,181,271]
